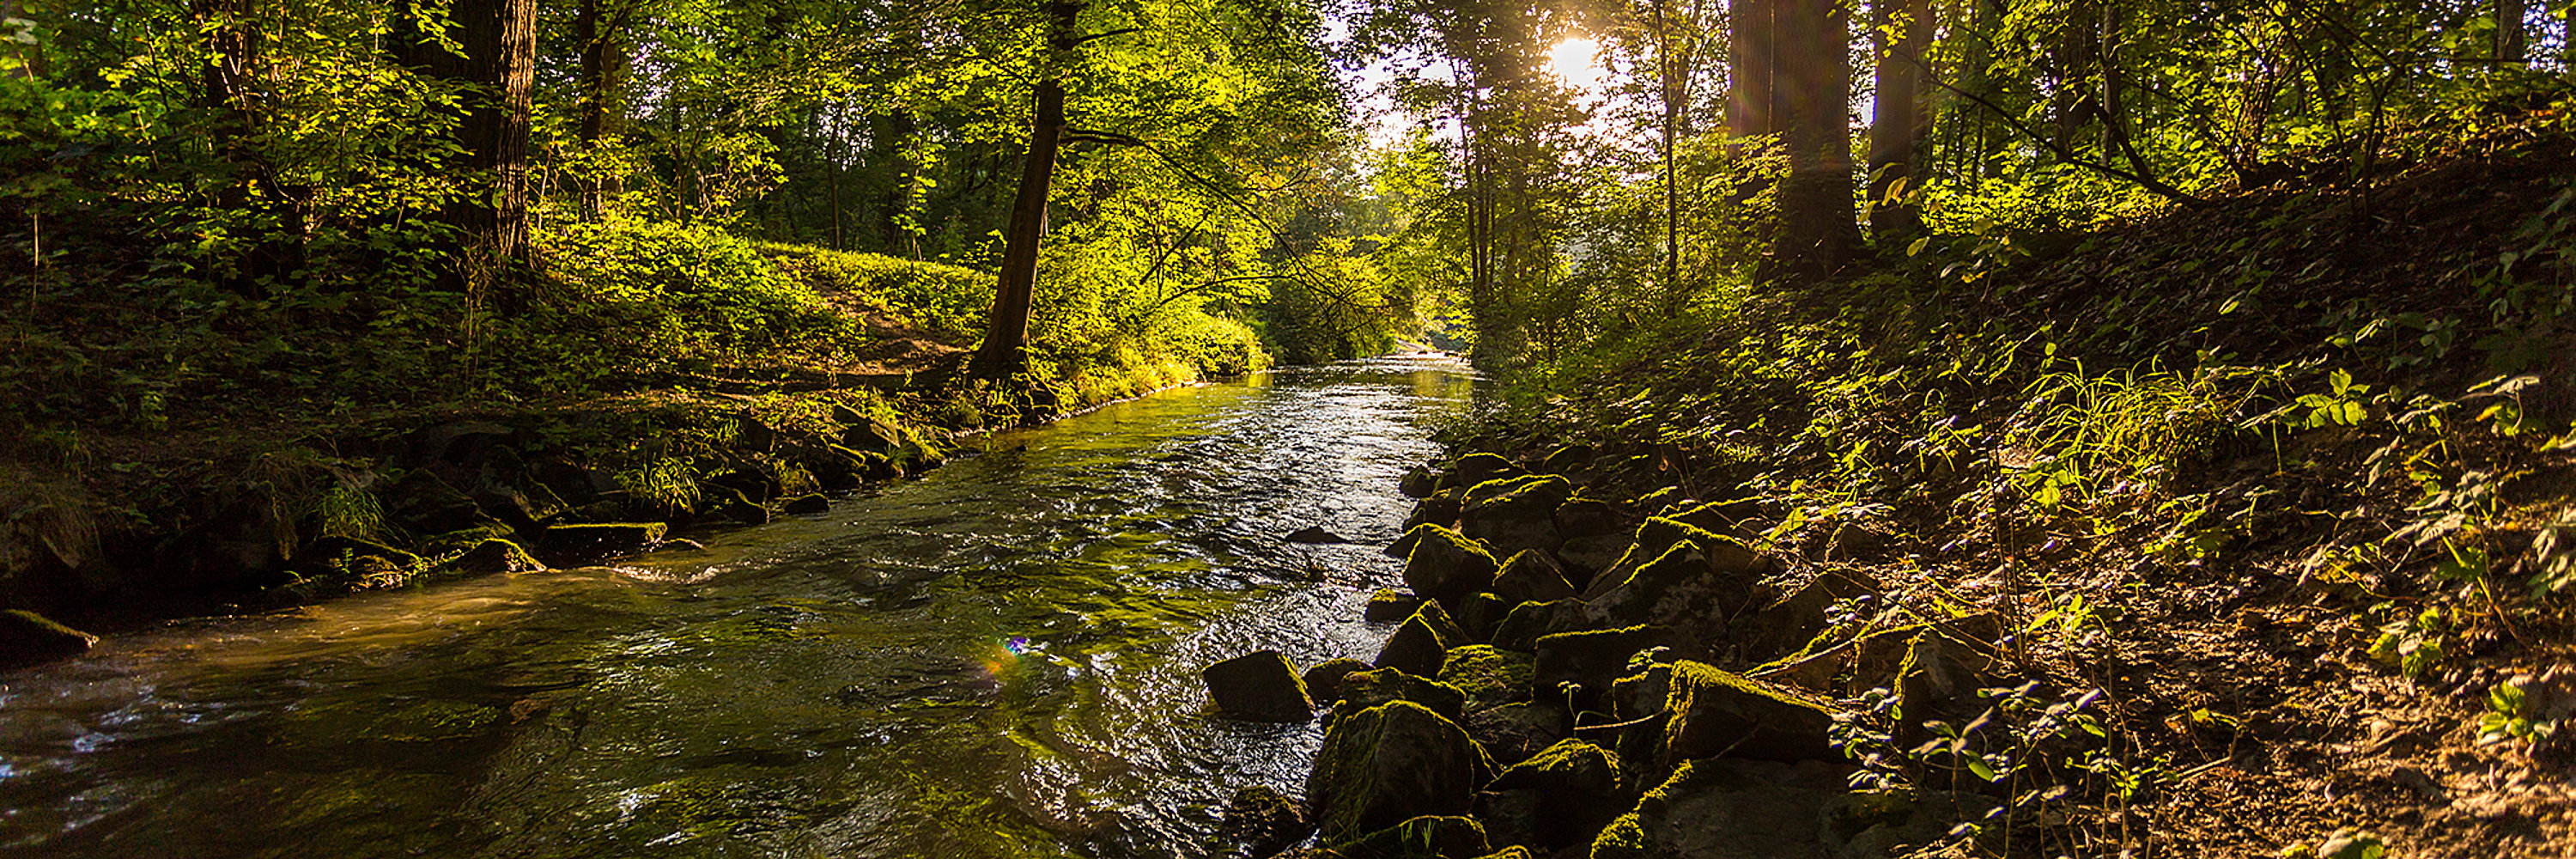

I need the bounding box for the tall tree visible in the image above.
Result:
[398,0,540,295]
[1868,0,1929,237]
[1728,0,1776,137]
[969,0,1084,380]
[1771,0,1856,278]
[2494,0,2525,64]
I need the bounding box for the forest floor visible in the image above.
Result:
[1390,116,2576,857]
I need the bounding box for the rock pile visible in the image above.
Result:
[1203,446,2013,858]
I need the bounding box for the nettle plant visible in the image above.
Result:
[1833,681,2167,856]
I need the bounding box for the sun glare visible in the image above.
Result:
[1546,37,1604,90]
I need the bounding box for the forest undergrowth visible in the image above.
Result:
[1448,107,2576,858]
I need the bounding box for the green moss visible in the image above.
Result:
[1436,644,1534,710]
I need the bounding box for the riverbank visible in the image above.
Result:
[1201,120,2576,858]
[0,227,1271,661]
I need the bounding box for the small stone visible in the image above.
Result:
[1203,650,1315,722]
[1365,589,1424,622]
[1287,526,1351,544]
[1215,785,1309,856]
[781,494,832,515]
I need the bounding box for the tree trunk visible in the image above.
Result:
[1868,0,1929,238]
[2495,0,2525,64]
[1728,0,1775,137]
[1654,0,1685,306]
[1771,0,1857,280]
[574,0,627,221]
[969,0,1083,381]
[398,0,540,297]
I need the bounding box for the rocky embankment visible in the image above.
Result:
[0,397,957,667]
[1199,448,2014,859]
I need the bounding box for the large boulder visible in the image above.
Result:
[1437,645,1534,711]
[1492,599,1589,654]
[1304,701,1495,846]
[1338,667,1469,724]
[1580,538,1766,649]
[1552,534,1631,588]
[1662,661,1838,764]
[1400,524,1501,606]
[1460,475,1574,558]
[1492,550,1577,606]
[0,610,96,668]
[1588,758,1857,859]
[1203,650,1316,722]
[1479,739,1626,850]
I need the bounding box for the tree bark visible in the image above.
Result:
[1728,0,1776,137]
[2495,0,2525,64]
[969,0,1083,381]
[398,0,539,295]
[1868,0,1929,238]
[574,0,628,221]
[1771,0,1857,280]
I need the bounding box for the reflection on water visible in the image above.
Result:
[0,357,1475,859]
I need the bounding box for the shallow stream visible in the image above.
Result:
[0,356,1477,858]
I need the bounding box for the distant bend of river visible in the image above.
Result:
[0,356,1479,859]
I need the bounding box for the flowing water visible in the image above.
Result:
[0,356,1478,859]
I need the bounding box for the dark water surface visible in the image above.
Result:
[0,356,1477,858]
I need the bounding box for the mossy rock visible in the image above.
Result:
[1400,464,1440,499]
[1450,592,1510,644]
[1400,524,1500,606]
[1661,661,1836,764]
[1437,644,1534,711]
[1461,702,1570,771]
[781,493,832,515]
[1460,475,1571,558]
[1376,611,1453,678]
[1580,541,1755,649]
[1335,814,1491,858]
[528,521,668,566]
[1203,649,1316,722]
[1401,491,1465,535]
[1214,784,1309,856]
[1337,667,1468,723]
[1532,625,1695,709]
[1580,517,1756,601]
[0,609,97,668]
[1441,453,1521,490]
[1303,657,1376,705]
[1492,550,1577,606]
[1365,588,1425,623]
[1305,701,1494,847]
[1588,758,1856,859]
[445,539,546,575]
[1484,738,1625,850]
[1491,599,1589,654]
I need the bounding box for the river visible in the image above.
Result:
[0,356,1478,858]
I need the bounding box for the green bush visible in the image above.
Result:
[760,245,994,343]
[532,219,855,376]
